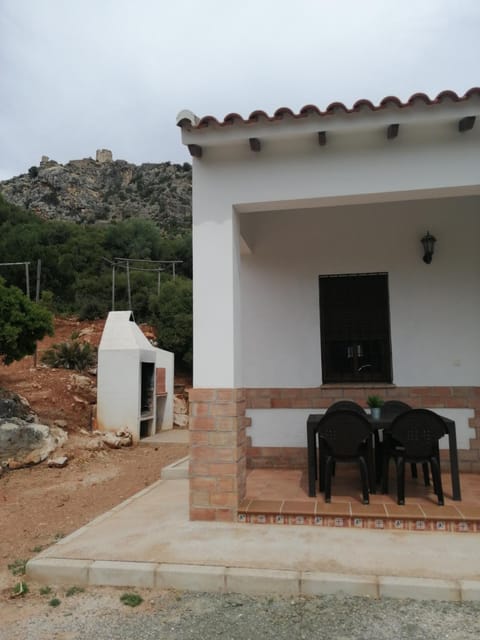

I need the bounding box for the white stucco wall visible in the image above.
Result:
[97,349,141,434]
[239,196,480,388]
[246,408,475,450]
[190,116,480,388]
[156,348,175,430]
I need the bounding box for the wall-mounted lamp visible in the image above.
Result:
[421,231,436,264]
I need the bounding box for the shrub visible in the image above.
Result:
[0,278,54,364]
[8,559,27,576]
[65,586,85,597]
[12,581,29,597]
[120,592,143,607]
[41,340,97,371]
[78,300,105,321]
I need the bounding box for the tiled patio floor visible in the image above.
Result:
[239,467,480,532]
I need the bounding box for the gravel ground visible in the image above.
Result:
[2,588,480,640]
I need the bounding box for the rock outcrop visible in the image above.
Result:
[0,389,67,469]
[0,419,68,469]
[0,151,192,229]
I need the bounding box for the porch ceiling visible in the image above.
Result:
[235,185,480,215]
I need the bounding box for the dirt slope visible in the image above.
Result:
[0,317,189,599]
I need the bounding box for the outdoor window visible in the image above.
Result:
[319,273,393,384]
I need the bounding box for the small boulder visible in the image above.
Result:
[71,374,93,390]
[174,413,189,428]
[0,420,68,469]
[102,430,132,449]
[47,456,69,468]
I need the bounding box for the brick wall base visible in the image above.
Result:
[188,385,480,523]
[245,385,480,472]
[188,388,247,522]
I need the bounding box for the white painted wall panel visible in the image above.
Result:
[246,408,475,450]
[190,116,480,389]
[240,197,480,387]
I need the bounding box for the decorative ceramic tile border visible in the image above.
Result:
[237,511,479,532]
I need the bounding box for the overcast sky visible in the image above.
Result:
[1,0,479,180]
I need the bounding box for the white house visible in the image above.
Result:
[177,88,480,522]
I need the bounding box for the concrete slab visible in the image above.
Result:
[26,477,480,600]
[460,580,480,601]
[27,558,92,585]
[161,456,189,479]
[226,568,300,595]
[89,560,156,588]
[378,576,461,601]
[301,572,378,598]
[156,564,225,592]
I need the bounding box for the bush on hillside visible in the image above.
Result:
[41,340,97,371]
[0,278,54,364]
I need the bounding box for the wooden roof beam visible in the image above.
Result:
[387,124,399,139]
[318,131,327,146]
[249,137,261,152]
[458,116,476,132]
[188,144,202,158]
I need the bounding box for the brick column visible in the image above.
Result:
[188,388,247,522]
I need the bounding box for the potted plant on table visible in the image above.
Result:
[367,395,384,420]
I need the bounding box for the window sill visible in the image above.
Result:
[321,383,396,389]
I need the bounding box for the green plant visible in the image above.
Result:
[120,592,143,607]
[40,586,52,595]
[12,581,29,597]
[31,545,44,553]
[49,597,61,607]
[78,300,105,321]
[8,559,27,576]
[0,278,54,365]
[65,586,85,597]
[367,395,384,408]
[53,532,65,541]
[41,340,97,371]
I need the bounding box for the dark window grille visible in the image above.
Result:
[319,273,393,384]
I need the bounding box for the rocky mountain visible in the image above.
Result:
[0,149,192,229]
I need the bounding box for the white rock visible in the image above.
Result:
[47,456,69,468]
[174,413,189,428]
[174,395,188,415]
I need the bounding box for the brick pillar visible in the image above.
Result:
[188,388,247,522]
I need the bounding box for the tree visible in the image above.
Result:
[150,277,192,372]
[0,278,53,364]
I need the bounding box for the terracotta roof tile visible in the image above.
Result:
[187,88,480,130]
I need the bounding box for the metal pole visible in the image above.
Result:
[157,269,161,296]
[112,265,116,310]
[172,262,176,280]
[126,261,132,310]
[25,263,30,299]
[35,259,41,303]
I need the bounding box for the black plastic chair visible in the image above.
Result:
[326,400,367,415]
[381,401,430,485]
[381,401,411,418]
[323,401,374,489]
[382,409,445,505]
[317,410,374,504]
[379,401,429,483]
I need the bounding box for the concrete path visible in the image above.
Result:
[27,470,480,601]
